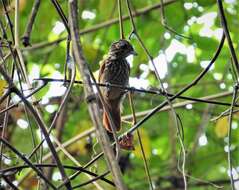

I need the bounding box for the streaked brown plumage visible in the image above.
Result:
[98,39,137,149]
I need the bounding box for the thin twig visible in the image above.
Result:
[0,138,57,189]
[160,0,191,40]
[211,108,239,122]
[22,0,177,52]
[227,85,238,190]
[1,175,19,190]
[18,128,95,186]
[53,136,104,190]
[34,78,238,108]
[123,90,234,121]
[0,65,14,187]
[0,52,12,65]
[15,63,39,163]
[14,0,29,82]
[72,171,111,189]
[22,0,41,46]
[1,0,14,42]
[0,65,72,189]
[126,0,187,187]
[0,82,47,116]
[50,0,70,35]
[217,0,239,73]
[118,0,125,39]
[68,1,126,189]
[74,32,226,171]
[128,92,154,190]
[126,33,225,134]
[0,164,114,187]
[44,99,68,185]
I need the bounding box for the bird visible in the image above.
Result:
[98,39,137,150]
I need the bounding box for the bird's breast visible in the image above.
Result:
[100,58,130,101]
[104,59,130,85]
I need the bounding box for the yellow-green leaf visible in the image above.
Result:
[215,117,228,138]
[133,129,151,159]
[0,80,7,96]
[68,139,88,155]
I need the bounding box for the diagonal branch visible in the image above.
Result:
[217,0,239,74]
[126,33,225,135]
[128,93,154,189]
[227,85,238,190]
[22,0,177,52]
[0,138,57,189]
[0,164,114,187]
[2,175,19,190]
[0,65,72,189]
[22,0,41,46]
[73,32,226,171]
[68,1,126,189]
[122,90,235,121]
[17,128,95,186]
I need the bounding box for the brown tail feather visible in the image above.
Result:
[103,106,121,132]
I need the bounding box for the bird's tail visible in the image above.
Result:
[103,100,121,132]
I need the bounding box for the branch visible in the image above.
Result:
[0,82,47,116]
[68,1,126,189]
[159,0,191,40]
[50,0,70,34]
[227,85,238,190]
[18,128,95,186]
[22,0,41,46]
[34,78,238,107]
[72,171,111,189]
[0,65,72,189]
[53,136,104,190]
[0,164,114,187]
[22,0,177,52]
[1,175,19,190]
[44,99,69,186]
[126,33,225,135]
[128,93,154,189]
[75,33,226,170]
[217,0,239,74]
[0,0,14,42]
[122,91,235,121]
[0,138,57,189]
[118,0,124,39]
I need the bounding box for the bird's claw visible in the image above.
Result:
[119,133,135,151]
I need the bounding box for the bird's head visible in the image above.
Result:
[109,39,137,59]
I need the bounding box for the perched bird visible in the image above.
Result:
[98,39,137,150]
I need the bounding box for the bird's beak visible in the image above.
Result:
[131,50,138,56]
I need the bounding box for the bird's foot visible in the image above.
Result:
[119,133,135,151]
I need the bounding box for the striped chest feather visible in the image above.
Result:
[103,59,130,85]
